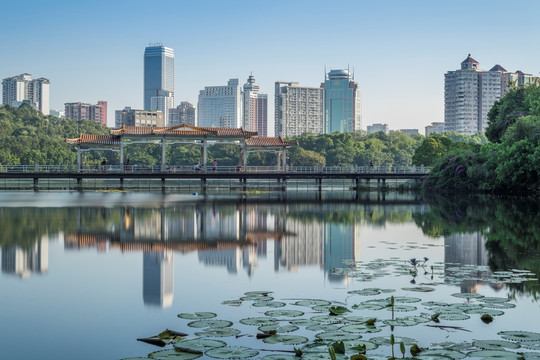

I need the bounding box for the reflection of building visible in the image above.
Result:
[444,232,490,293]
[143,251,174,308]
[1,238,49,278]
[324,224,361,283]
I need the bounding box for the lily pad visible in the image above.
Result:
[451,292,485,299]
[466,350,523,359]
[370,336,416,346]
[194,328,241,337]
[384,304,417,312]
[252,301,286,308]
[300,353,347,360]
[310,315,345,324]
[174,339,226,353]
[240,296,274,302]
[464,309,505,316]
[342,340,379,351]
[401,286,435,292]
[315,331,361,341]
[472,340,521,350]
[239,317,278,326]
[187,320,232,328]
[305,324,340,332]
[417,349,466,359]
[348,288,381,296]
[289,319,318,327]
[386,296,422,303]
[177,312,217,320]
[264,309,304,317]
[244,291,272,296]
[262,334,309,345]
[498,331,540,342]
[206,346,259,359]
[295,299,331,307]
[383,316,430,327]
[148,349,202,360]
[257,324,299,333]
[437,313,471,321]
[262,355,298,360]
[340,324,381,333]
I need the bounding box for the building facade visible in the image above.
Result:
[115,106,163,127]
[366,123,389,134]
[274,82,324,137]
[169,102,196,126]
[197,78,243,128]
[425,122,445,137]
[65,101,107,126]
[323,69,362,133]
[399,129,419,136]
[243,75,268,137]
[144,44,174,124]
[2,73,50,115]
[444,54,535,135]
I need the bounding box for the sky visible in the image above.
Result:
[2,0,540,135]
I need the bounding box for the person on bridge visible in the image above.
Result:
[212,160,217,172]
[194,161,201,171]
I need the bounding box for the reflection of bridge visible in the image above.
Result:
[0,165,428,191]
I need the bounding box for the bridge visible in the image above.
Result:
[0,164,429,191]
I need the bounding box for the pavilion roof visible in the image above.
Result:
[246,136,298,148]
[66,133,121,145]
[110,124,258,137]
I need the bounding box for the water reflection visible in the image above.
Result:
[1,194,539,306]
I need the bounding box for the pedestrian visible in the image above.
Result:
[194,161,201,171]
[125,158,131,171]
[101,159,107,171]
[212,160,217,172]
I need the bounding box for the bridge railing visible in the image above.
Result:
[0,164,430,174]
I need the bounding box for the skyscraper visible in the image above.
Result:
[323,69,362,133]
[144,44,174,124]
[444,54,535,135]
[274,81,324,137]
[243,75,268,136]
[2,73,50,115]
[197,79,243,128]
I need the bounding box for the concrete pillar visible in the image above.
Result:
[202,139,208,167]
[282,150,287,171]
[33,178,38,191]
[77,148,81,172]
[161,178,165,192]
[119,177,124,191]
[242,143,248,169]
[161,138,166,171]
[120,141,124,172]
[276,152,281,171]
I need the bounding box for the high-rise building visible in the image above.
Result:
[65,101,107,126]
[115,106,163,127]
[444,54,535,135]
[243,75,268,136]
[367,123,389,134]
[399,129,419,136]
[197,78,242,128]
[2,73,50,115]
[274,82,324,137]
[425,122,445,137]
[169,101,196,126]
[144,44,174,122]
[322,69,362,133]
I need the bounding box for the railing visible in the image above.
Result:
[0,164,430,174]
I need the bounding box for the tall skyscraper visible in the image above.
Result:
[144,44,174,125]
[323,69,362,133]
[169,101,196,126]
[444,54,535,135]
[274,82,324,137]
[243,75,268,136]
[65,101,107,126]
[197,78,242,128]
[2,73,50,115]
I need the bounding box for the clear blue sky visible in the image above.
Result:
[2,0,539,134]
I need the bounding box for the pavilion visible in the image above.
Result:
[66,124,297,171]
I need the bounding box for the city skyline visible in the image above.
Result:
[1,1,540,133]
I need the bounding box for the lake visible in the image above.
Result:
[0,191,539,360]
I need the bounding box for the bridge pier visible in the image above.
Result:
[119,177,124,191]
[281,178,287,192]
[242,178,247,192]
[76,177,82,191]
[318,178,322,193]
[33,178,38,191]
[201,178,207,194]
[161,178,165,192]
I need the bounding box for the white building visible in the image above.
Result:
[198,79,242,128]
[425,122,445,137]
[444,54,535,135]
[151,90,174,126]
[366,123,389,134]
[274,81,324,137]
[2,74,50,115]
[243,75,268,136]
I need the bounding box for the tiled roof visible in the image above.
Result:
[246,137,298,147]
[462,54,479,64]
[110,124,257,137]
[66,133,120,145]
[489,64,507,72]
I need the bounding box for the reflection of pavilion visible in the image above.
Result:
[1,236,49,278]
[143,251,174,308]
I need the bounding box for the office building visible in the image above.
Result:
[2,73,50,115]
[198,78,242,128]
[144,44,175,118]
[243,74,268,136]
[444,54,535,135]
[322,69,362,133]
[65,101,107,126]
[425,122,445,136]
[399,129,419,136]
[49,109,64,118]
[367,123,389,134]
[115,106,163,127]
[169,101,196,126]
[274,82,324,137]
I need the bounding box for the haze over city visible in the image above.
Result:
[2,0,540,133]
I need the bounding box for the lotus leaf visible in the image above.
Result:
[205,346,259,359]
[262,334,309,345]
